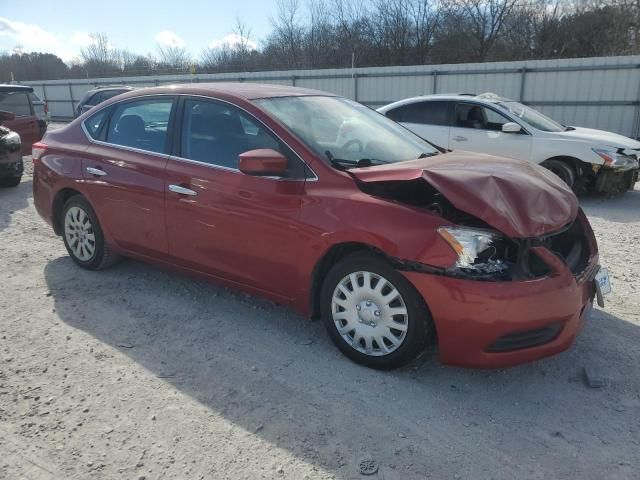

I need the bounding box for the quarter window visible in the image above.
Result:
[0,91,32,116]
[106,99,173,154]
[180,99,308,178]
[84,109,109,139]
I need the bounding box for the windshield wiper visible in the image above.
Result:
[325,150,388,170]
[418,152,439,158]
[564,125,576,131]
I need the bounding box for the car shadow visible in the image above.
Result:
[43,257,640,479]
[579,186,640,223]
[0,177,32,233]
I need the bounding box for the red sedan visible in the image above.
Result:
[32,83,600,369]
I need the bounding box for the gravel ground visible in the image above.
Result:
[1,141,639,479]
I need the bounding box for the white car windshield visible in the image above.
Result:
[255,96,439,167]
[497,101,566,133]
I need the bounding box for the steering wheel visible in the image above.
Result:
[342,139,364,152]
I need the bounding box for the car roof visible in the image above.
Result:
[87,85,134,92]
[112,82,336,101]
[0,84,34,93]
[378,92,512,111]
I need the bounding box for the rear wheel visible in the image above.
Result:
[543,159,576,190]
[61,196,120,270]
[320,251,433,369]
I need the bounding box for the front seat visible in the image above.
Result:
[467,107,485,129]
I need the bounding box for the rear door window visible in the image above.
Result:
[0,91,32,116]
[386,101,451,126]
[106,98,174,154]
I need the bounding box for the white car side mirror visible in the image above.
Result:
[502,122,522,133]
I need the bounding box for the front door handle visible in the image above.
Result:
[452,135,468,142]
[169,184,197,196]
[86,167,107,176]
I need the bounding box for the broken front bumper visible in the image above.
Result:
[402,251,597,368]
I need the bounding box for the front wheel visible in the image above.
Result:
[320,252,433,369]
[543,159,576,190]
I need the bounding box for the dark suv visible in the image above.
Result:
[76,86,134,117]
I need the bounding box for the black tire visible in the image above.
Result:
[320,251,433,369]
[0,175,21,187]
[543,159,576,190]
[0,159,23,188]
[61,195,121,270]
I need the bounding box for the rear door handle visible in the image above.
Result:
[86,167,107,176]
[169,184,197,196]
[452,135,468,142]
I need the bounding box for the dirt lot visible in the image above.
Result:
[1,146,639,479]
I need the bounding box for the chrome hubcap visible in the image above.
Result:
[64,206,96,261]
[331,271,408,356]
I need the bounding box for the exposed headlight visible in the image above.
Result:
[593,147,639,171]
[437,226,501,268]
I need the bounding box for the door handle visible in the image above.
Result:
[169,184,197,196]
[452,135,468,142]
[86,167,107,176]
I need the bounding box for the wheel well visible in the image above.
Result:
[541,156,585,177]
[52,188,82,235]
[309,242,385,319]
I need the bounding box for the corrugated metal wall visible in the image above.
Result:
[22,55,640,138]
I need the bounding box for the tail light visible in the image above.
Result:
[32,142,48,162]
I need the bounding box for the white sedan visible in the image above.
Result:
[378,93,639,194]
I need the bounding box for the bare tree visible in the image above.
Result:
[156,44,191,72]
[270,0,305,67]
[446,0,519,61]
[79,33,121,76]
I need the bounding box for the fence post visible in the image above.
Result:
[633,65,640,139]
[68,82,75,117]
[353,73,359,102]
[432,70,438,94]
[519,67,527,102]
[291,75,297,86]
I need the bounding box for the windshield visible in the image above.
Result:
[497,101,565,132]
[254,96,439,166]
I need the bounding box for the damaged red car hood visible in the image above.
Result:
[351,151,578,238]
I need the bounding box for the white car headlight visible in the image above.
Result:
[593,147,639,171]
[437,226,501,268]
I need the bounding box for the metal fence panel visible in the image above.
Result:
[22,55,640,138]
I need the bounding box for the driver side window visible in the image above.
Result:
[455,103,510,131]
[180,99,310,179]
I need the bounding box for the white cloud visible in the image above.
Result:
[70,31,94,47]
[0,17,82,62]
[208,33,257,51]
[155,30,185,48]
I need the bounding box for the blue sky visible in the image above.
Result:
[0,0,278,62]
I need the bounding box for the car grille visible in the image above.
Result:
[536,220,591,276]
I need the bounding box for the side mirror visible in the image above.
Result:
[239,149,288,176]
[502,122,522,133]
[0,110,15,122]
